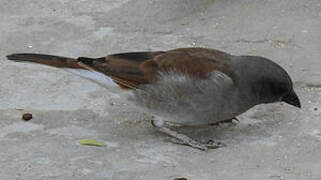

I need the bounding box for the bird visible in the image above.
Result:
[6,47,301,150]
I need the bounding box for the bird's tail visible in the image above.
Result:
[6,53,119,88]
[6,53,83,69]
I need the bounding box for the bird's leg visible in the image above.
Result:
[208,117,239,126]
[151,116,184,128]
[151,119,224,151]
[164,121,184,128]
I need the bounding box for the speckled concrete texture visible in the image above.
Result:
[1,0,321,179]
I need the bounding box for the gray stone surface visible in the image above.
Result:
[1,0,321,179]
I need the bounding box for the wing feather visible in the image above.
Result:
[78,48,233,89]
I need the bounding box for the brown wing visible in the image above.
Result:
[140,48,232,82]
[79,48,233,89]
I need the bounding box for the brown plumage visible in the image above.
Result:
[7,48,232,89]
[6,53,82,69]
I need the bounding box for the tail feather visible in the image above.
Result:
[6,53,120,88]
[6,53,83,69]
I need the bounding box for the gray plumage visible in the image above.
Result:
[130,70,241,126]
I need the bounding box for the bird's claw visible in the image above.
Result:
[169,137,225,151]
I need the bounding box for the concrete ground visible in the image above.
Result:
[1,0,321,179]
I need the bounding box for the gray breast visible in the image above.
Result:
[129,70,242,126]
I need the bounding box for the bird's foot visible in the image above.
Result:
[170,138,225,151]
[158,126,224,151]
[152,119,225,151]
[202,139,226,149]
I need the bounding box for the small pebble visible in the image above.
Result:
[314,107,318,111]
[22,113,32,121]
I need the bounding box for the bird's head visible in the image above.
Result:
[231,56,301,108]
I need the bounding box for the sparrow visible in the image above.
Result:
[7,47,301,150]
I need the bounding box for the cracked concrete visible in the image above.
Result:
[1,0,321,179]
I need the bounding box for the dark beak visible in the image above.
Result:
[282,89,301,108]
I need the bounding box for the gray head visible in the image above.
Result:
[229,56,301,108]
